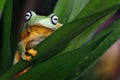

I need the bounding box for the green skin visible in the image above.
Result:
[14,11,62,64]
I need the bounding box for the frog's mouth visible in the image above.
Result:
[29,24,54,32]
[30,23,62,31]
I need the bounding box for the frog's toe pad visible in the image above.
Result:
[27,48,37,56]
[22,55,32,61]
[24,55,32,61]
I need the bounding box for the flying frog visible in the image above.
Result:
[13,11,62,65]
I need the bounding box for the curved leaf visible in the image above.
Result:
[60,12,114,53]
[60,0,120,53]
[76,0,120,19]
[0,0,6,12]
[17,19,120,80]
[54,0,90,23]
[0,0,12,75]
[16,32,109,80]
[65,18,120,80]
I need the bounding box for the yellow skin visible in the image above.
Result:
[13,11,62,76]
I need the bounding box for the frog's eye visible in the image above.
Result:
[51,14,58,25]
[25,11,32,21]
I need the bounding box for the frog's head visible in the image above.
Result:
[25,11,62,30]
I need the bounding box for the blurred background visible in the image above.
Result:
[79,40,120,80]
[0,0,120,80]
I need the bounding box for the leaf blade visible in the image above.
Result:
[0,0,12,75]
[54,0,90,23]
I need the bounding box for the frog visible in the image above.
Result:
[13,11,62,65]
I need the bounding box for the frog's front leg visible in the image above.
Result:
[18,40,37,61]
[18,41,32,61]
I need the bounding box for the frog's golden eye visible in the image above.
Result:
[25,11,32,21]
[50,14,58,25]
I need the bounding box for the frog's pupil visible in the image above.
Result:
[26,14,29,16]
[51,15,58,25]
[54,18,58,20]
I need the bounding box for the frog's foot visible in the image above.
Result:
[27,48,37,57]
[21,53,32,61]
[16,67,30,78]
[21,49,37,61]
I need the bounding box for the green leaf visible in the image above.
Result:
[16,33,109,80]
[60,12,114,53]
[76,0,120,19]
[68,0,90,22]
[65,18,120,80]
[59,0,120,53]
[54,0,90,23]
[0,0,6,12]
[0,0,12,75]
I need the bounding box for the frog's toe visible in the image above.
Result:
[27,48,37,56]
[16,67,30,78]
[21,54,32,61]
[25,55,32,61]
